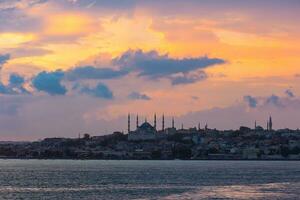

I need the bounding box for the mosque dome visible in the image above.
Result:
[138,122,156,132]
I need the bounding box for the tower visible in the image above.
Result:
[128,113,131,133]
[255,120,257,130]
[162,114,165,131]
[267,121,269,131]
[269,116,272,131]
[181,123,184,130]
[136,114,139,128]
[198,123,201,131]
[172,117,175,129]
[154,113,157,130]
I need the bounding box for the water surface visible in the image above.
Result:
[0,160,299,199]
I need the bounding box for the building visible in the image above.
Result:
[128,121,157,141]
[127,114,200,141]
[266,116,273,131]
[128,114,159,141]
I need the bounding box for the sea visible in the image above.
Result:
[0,160,299,200]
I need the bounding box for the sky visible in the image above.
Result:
[0,0,300,140]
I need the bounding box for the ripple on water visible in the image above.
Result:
[0,160,299,200]
[162,182,300,200]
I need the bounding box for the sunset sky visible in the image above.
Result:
[0,0,300,140]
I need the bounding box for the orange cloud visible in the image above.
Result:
[44,13,96,36]
[0,33,36,48]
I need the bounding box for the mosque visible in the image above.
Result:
[127,113,275,141]
[127,114,169,141]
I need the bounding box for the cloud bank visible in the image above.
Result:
[62,49,225,89]
[79,83,114,99]
[0,73,29,95]
[113,49,225,80]
[65,66,127,81]
[0,49,224,100]
[32,71,67,95]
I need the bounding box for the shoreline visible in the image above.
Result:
[0,157,299,161]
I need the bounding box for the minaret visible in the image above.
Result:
[128,113,131,133]
[172,117,175,129]
[162,114,165,131]
[269,116,272,131]
[136,114,139,128]
[181,123,184,130]
[198,123,201,131]
[255,120,257,130]
[154,113,157,130]
[205,123,208,131]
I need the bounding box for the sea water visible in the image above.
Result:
[0,160,299,199]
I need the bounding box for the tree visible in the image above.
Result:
[172,145,192,159]
[151,150,162,159]
[83,133,90,140]
[280,146,289,157]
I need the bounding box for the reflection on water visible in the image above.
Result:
[163,182,300,200]
[1,182,299,199]
[0,160,299,199]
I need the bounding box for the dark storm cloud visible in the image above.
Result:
[113,49,225,79]
[243,95,258,108]
[128,92,151,100]
[65,66,127,81]
[79,82,113,99]
[32,71,67,95]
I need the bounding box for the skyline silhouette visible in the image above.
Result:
[0,0,299,140]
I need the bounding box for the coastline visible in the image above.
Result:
[0,157,299,161]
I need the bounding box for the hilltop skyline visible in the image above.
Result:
[0,0,300,140]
